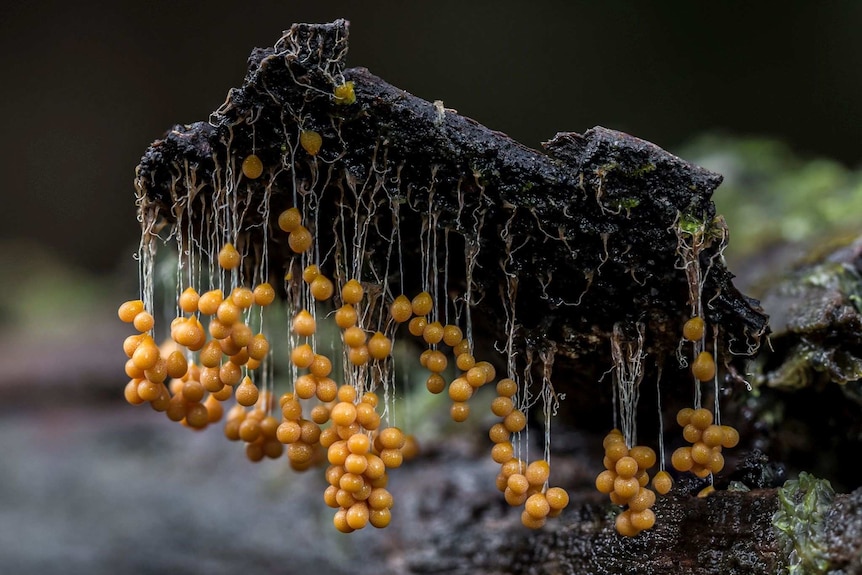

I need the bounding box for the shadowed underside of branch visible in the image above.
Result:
[136,20,767,390]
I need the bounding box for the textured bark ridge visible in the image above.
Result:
[126,19,862,575]
[136,20,766,384]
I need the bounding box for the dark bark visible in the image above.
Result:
[135,19,766,398]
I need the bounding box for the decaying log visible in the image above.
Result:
[136,19,766,419]
[128,19,862,574]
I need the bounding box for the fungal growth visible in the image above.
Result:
[122,20,768,535]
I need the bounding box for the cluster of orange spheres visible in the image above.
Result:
[595,409,741,537]
[591,316,744,537]
[118,279,277,437]
[392,288,572,528]
[670,407,739,479]
[387,288,495,426]
[489,377,570,528]
[118,197,426,532]
[118,278,276,432]
[122,162,575,532]
[595,430,666,537]
[325,409,416,532]
[329,276,394,367]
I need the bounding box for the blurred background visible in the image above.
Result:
[0,2,860,573]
